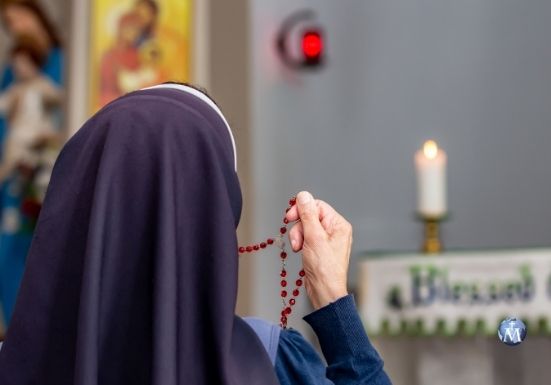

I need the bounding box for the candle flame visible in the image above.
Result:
[423,140,438,159]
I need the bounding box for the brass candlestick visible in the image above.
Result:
[418,214,446,254]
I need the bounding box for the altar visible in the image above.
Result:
[356,248,551,385]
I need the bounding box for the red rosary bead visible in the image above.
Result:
[236,196,304,329]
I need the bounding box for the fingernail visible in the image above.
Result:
[297,191,312,204]
[291,239,298,249]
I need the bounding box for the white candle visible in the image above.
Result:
[415,140,447,217]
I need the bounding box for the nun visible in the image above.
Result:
[0,83,391,385]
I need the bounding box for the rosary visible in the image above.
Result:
[238,196,304,329]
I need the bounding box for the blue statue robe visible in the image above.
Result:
[0,47,64,326]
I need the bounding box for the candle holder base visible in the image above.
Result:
[418,215,446,255]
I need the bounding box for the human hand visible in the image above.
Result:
[285,191,352,310]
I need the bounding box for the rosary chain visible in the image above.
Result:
[238,196,305,328]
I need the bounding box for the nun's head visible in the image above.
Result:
[139,81,242,223]
[0,83,279,385]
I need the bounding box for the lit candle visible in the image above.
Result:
[415,140,447,217]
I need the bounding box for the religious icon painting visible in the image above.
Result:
[89,0,192,112]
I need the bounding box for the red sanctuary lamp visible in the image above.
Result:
[302,30,324,66]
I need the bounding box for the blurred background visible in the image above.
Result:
[0,0,550,384]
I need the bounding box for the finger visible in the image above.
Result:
[286,198,341,231]
[296,191,325,242]
[316,200,349,235]
[285,204,299,222]
[286,199,327,222]
[287,221,304,252]
[285,199,321,222]
[315,200,339,232]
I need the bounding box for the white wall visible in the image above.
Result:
[249,0,551,321]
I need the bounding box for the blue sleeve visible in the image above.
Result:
[276,295,392,385]
[275,328,334,385]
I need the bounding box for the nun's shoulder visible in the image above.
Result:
[277,327,325,365]
[276,328,330,384]
[243,318,329,384]
[242,317,281,365]
[243,318,325,366]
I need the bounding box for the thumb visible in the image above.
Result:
[296,191,325,242]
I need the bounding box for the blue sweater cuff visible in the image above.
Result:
[303,294,381,365]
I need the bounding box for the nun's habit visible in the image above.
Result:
[0,85,280,385]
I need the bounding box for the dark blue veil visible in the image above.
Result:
[0,85,279,385]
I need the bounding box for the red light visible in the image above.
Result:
[302,31,323,59]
